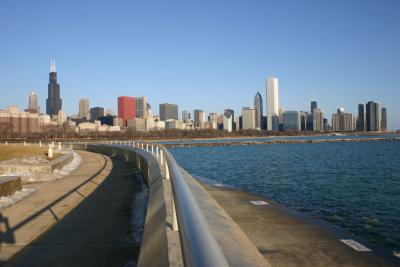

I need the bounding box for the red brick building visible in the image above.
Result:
[118,96,135,126]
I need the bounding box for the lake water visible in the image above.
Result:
[170,140,400,253]
[160,133,400,144]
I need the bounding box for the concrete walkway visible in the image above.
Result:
[203,184,399,267]
[0,151,143,267]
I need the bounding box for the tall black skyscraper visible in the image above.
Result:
[381,107,387,131]
[366,101,380,131]
[46,60,62,116]
[357,104,365,131]
[254,92,263,129]
[311,100,317,114]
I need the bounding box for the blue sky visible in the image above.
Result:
[0,0,399,130]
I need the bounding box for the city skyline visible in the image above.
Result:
[0,63,394,132]
[0,1,399,130]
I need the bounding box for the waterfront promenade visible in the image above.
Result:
[0,150,142,266]
[1,143,399,267]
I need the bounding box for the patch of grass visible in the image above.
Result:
[0,144,63,162]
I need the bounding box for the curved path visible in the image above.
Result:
[0,151,142,267]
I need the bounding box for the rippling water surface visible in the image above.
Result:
[170,141,400,252]
[160,133,400,144]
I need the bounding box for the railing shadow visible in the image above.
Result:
[0,155,144,266]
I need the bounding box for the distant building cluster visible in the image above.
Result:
[0,61,390,136]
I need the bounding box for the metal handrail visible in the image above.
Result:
[159,146,229,267]
[64,140,229,266]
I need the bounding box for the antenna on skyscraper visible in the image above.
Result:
[49,59,57,72]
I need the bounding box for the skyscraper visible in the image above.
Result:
[283,111,301,131]
[194,109,206,127]
[27,91,38,113]
[159,103,178,121]
[313,109,324,131]
[266,77,279,131]
[225,109,235,130]
[135,96,148,118]
[182,110,191,122]
[311,100,317,114]
[79,98,90,119]
[357,104,365,131]
[242,107,256,130]
[223,109,233,132]
[254,92,263,130]
[381,107,387,131]
[366,101,380,131]
[332,108,355,132]
[90,107,105,121]
[118,96,136,126]
[46,60,62,117]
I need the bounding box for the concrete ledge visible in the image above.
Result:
[0,176,22,197]
[0,152,73,176]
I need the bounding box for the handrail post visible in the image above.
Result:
[165,159,170,179]
[151,144,154,154]
[146,144,149,151]
[172,197,178,231]
[141,143,144,150]
[156,146,159,158]
[160,150,164,165]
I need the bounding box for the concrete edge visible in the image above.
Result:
[0,151,74,176]
[179,166,271,267]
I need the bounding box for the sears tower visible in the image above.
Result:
[46,60,62,116]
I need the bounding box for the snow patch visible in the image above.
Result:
[0,187,37,210]
[25,151,82,182]
[53,151,82,179]
[130,174,148,245]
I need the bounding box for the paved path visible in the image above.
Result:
[203,184,399,267]
[0,151,143,267]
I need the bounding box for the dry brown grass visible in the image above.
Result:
[0,144,63,162]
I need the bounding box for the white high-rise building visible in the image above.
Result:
[242,107,256,130]
[28,91,38,113]
[194,109,206,128]
[266,77,279,130]
[58,109,66,125]
[79,98,90,119]
[223,110,233,132]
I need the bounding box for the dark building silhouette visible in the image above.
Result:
[311,100,317,114]
[366,101,380,131]
[357,104,365,131]
[46,60,62,117]
[381,107,387,131]
[99,115,115,126]
[254,92,263,129]
[90,107,105,121]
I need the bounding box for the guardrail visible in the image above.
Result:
[1,139,229,267]
[123,140,229,267]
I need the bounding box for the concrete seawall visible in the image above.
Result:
[0,152,73,177]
